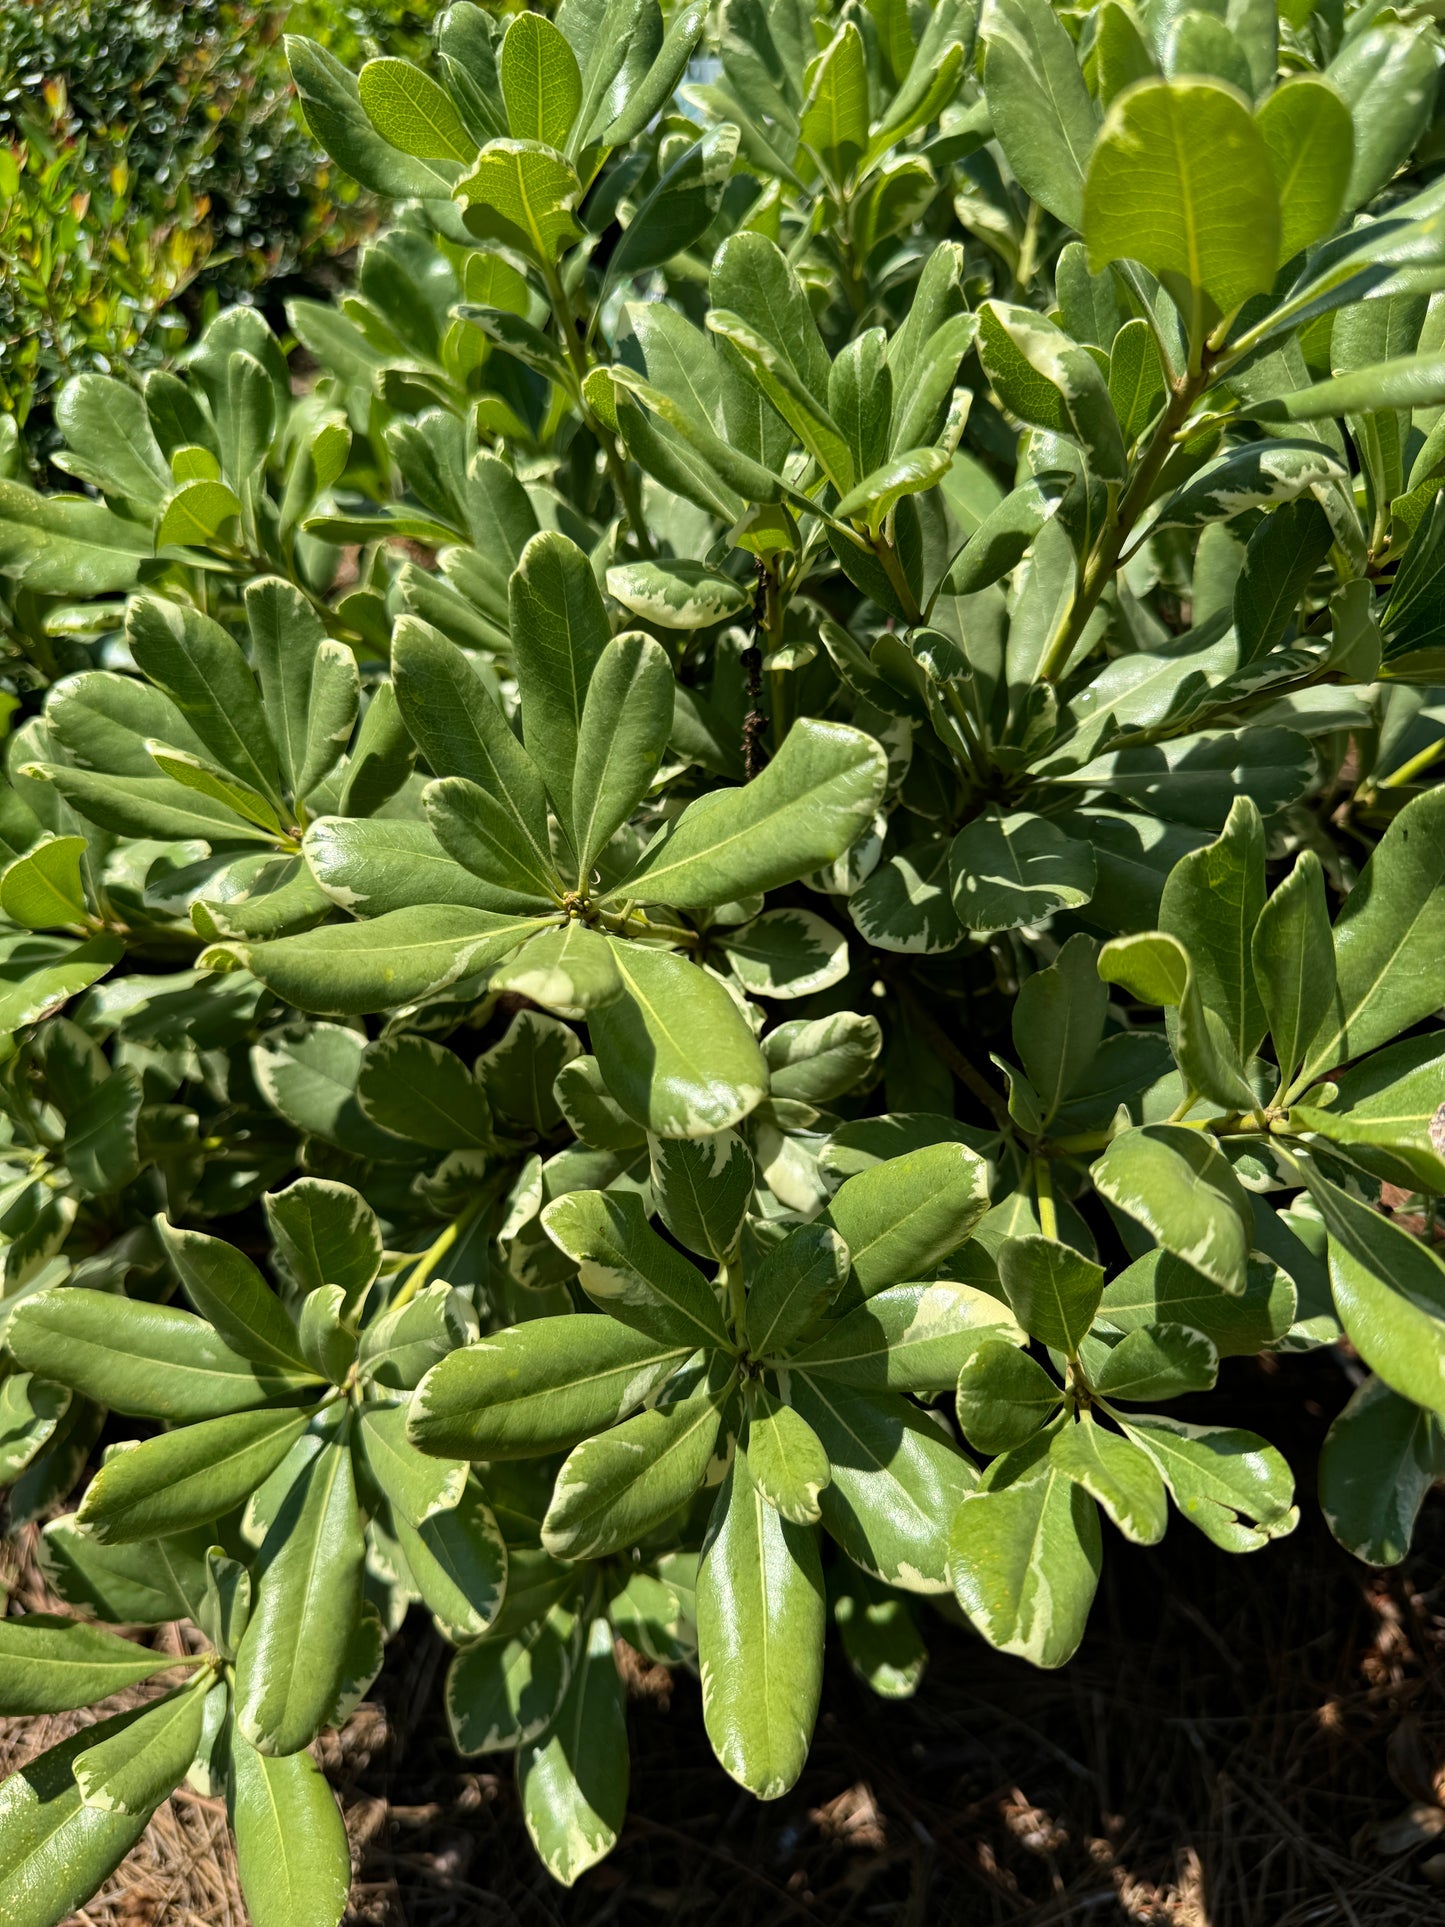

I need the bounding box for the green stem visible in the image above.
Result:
[391,1194,486,1311]
[1379,733,1445,792]
[873,529,925,628]
[1033,1157,1058,1241]
[1036,359,1213,684]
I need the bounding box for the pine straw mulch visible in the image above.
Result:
[4,1347,1445,1927]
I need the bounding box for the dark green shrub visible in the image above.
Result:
[0,0,1441,1916]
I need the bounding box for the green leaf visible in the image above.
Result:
[508,531,611,844]
[0,479,153,594]
[1159,794,1267,1065]
[1152,442,1346,529]
[1083,78,1279,325]
[745,1222,850,1358]
[265,1177,383,1312]
[764,1011,882,1104]
[287,34,458,200]
[833,1563,926,1699]
[605,560,751,630]
[1310,1034,1445,1196]
[746,1386,830,1524]
[647,1129,754,1263]
[0,1616,188,1715]
[571,633,673,875]
[235,1434,365,1755]
[1092,1124,1254,1294]
[36,1521,201,1629]
[518,1617,628,1887]
[706,308,855,490]
[1231,495,1334,664]
[1328,23,1439,213]
[998,1236,1105,1357]
[54,374,169,505]
[790,1281,1022,1390]
[789,1377,976,1591]
[588,939,769,1138]
[125,594,282,812]
[1,835,89,928]
[410,1314,690,1459]
[1097,930,1255,1110]
[948,1432,1101,1667]
[555,1054,647,1151]
[445,1598,577,1754]
[719,907,849,1001]
[454,139,581,264]
[145,742,285,837]
[1092,1322,1219,1400]
[73,1680,208,1817]
[392,617,553,873]
[359,57,475,160]
[1119,1413,1296,1550]
[542,1377,726,1559]
[949,809,1097,933]
[696,1445,824,1799]
[229,1732,352,1927]
[980,0,1099,229]
[609,123,740,278]
[800,22,869,179]
[1256,75,1353,264]
[9,1290,314,1421]
[421,774,562,909]
[947,475,1070,595]
[245,579,359,802]
[357,1032,492,1150]
[1098,1250,1294,1357]
[1241,353,1445,426]
[1295,787,1445,1090]
[157,1219,310,1373]
[826,1142,989,1295]
[602,0,706,144]
[618,719,887,910]
[487,921,622,1019]
[1108,317,1167,443]
[27,765,276,847]
[390,1478,508,1639]
[955,1340,1064,1454]
[834,447,955,533]
[0,1716,154,1922]
[77,1408,311,1544]
[1049,1414,1167,1545]
[1319,1376,1445,1567]
[1252,849,1334,1094]
[209,905,551,1016]
[500,12,582,146]
[541,1188,732,1349]
[0,1375,70,1486]
[1306,1170,1445,1423]
[359,1401,466,1527]
[360,1281,473,1393]
[157,478,242,549]
[1012,932,1107,1128]
[976,303,1126,484]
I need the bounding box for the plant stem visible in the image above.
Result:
[1037,359,1213,683]
[392,1194,486,1310]
[873,529,925,628]
[1033,1157,1058,1240]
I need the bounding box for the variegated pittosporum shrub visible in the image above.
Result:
[0,0,1443,1914]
